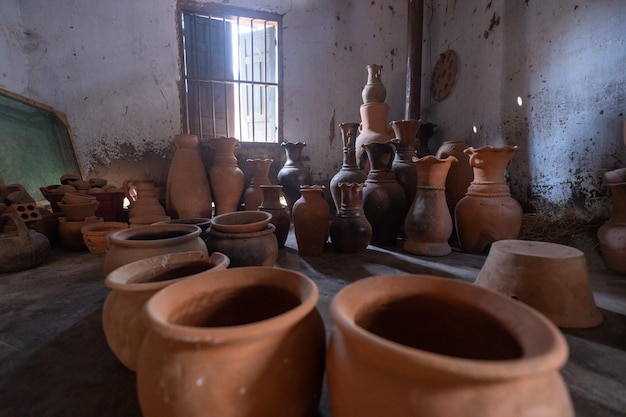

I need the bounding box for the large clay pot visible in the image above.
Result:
[329,123,367,214]
[403,155,457,256]
[166,134,213,219]
[329,183,372,253]
[455,145,523,254]
[326,274,574,417]
[103,251,229,371]
[277,141,312,214]
[103,224,208,277]
[208,137,245,215]
[136,266,326,417]
[258,184,290,248]
[123,180,166,219]
[435,140,473,227]
[361,141,406,246]
[292,185,330,256]
[597,167,626,274]
[391,119,421,217]
[243,158,273,211]
[0,213,50,273]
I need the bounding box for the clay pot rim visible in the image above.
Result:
[463,145,520,155]
[105,251,230,290]
[206,223,276,239]
[80,221,129,236]
[153,218,211,227]
[210,211,272,233]
[143,266,319,342]
[330,274,568,382]
[107,224,202,248]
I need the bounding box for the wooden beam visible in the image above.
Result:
[405,0,424,120]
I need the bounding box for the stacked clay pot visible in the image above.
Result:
[57,192,103,250]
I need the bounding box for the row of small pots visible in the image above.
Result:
[102,250,574,417]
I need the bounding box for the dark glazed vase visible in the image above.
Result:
[362,141,406,246]
[277,142,312,215]
[597,168,626,274]
[391,119,421,219]
[330,183,372,253]
[292,185,330,256]
[455,145,523,254]
[258,184,290,248]
[330,123,368,213]
[403,155,457,256]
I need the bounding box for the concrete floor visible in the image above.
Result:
[1,230,625,416]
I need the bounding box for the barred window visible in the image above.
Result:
[181,7,281,143]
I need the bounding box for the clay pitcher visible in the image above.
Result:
[208,137,245,215]
[124,179,166,219]
[403,155,457,256]
[292,185,330,256]
[277,141,312,214]
[166,134,212,219]
[329,123,367,214]
[455,145,523,254]
[597,168,626,274]
[243,158,273,211]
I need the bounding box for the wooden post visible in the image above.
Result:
[405,0,424,120]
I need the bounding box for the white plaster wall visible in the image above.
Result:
[421,0,626,220]
[0,0,30,95]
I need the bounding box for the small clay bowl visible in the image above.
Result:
[81,221,129,254]
[60,173,80,185]
[58,200,100,222]
[210,211,271,233]
[62,192,97,205]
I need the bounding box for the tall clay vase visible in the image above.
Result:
[330,123,367,213]
[330,183,372,253]
[597,168,626,274]
[208,137,245,215]
[258,184,290,248]
[391,119,421,218]
[326,274,574,417]
[277,141,312,214]
[435,140,473,224]
[136,266,326,417]
[292,185,330,256]
[355,103,391,169]
[102,251,230,371]
[403,155,457,256]
[166,134,213,219]
[362,141,406,246]
[455,145,523,254]
[361,64,386,104]
[243,158,273,211]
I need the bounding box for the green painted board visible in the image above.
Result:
[0,88,81,201]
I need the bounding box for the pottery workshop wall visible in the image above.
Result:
[0,0,408,188]
[420,0,626,222]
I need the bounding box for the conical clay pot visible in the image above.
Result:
[137,266,326,417]
[103,251,230,371]
[326,274,574,417]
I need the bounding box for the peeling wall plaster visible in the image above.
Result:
[421,0,626,221]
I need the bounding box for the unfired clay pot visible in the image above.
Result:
[103,224,208,277]
[326,274,574,417]
[136,266,326,417]
[103,251,229,371]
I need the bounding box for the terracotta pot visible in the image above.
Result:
[136,266,326,417]
[361,64,386,104]
[597,168,626,274]
[329,183,372,253]
[103,251,229,371]
[166,134,213,219]
[258,184,290,248]
[277,141,312,214]
[329,123,367,214]
[243,158,273,211]
[210,210,271,233]
[57,200,99,221]
[129,215,171,228]
[435,140,473,230]
[327,274,574,417]
[355,103,391,169]
[58,216,103,251]
[361,141,406,246]
[123,180,166,219]
[153,217,211,239]
[205,225,278,267]
[455,145,523,254]
[0,213,50,273]
[403,155,457,256]
[208,137,245,215]
[391,119,421,217]
[81,221,129,255]
[103,224,208,277]
[292,185,330,256]
[475,240,603,328]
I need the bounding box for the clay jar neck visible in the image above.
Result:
[391,119,421,151]
[363,141,396,173]
[465,145,519,183]
[360,103,390,134]
[415,156,457,189]
[260,185,284,209]
[281,141,306,167]
[209,137,240,165]
[339,123,360,169]
[173,134,199,149]
[247,159,273,184]
[299,185,325,202]
[365,64,383,84]
[338,183,365,217]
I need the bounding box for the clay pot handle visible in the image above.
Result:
[0,213,32,244]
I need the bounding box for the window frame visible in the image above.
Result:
[177,3,284,144]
